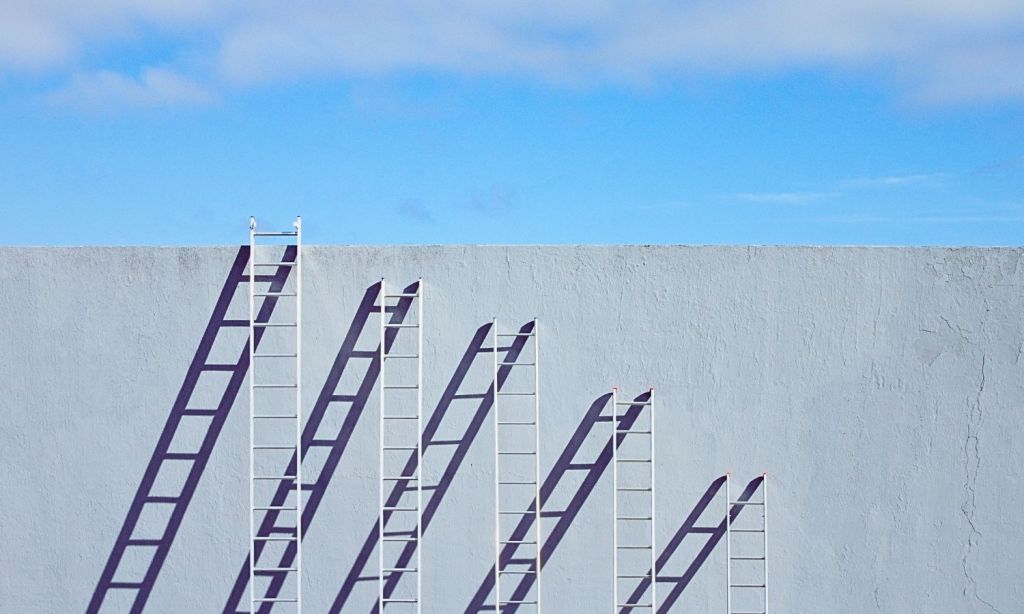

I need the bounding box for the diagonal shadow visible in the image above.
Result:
[329,321,536,614]
[87,246,295,614]
[642,475,765,614]
[464,390,652,613]
[223,280,420,613]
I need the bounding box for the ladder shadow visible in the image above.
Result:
[88,246,296,614]
[223,280,420,613]
[329,320,536,614]
[464,390,652,613]
[621,475,764,614]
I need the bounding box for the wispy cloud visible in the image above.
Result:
[46,67,215,110]
[735,191,839,205]
[839,173,949,188]
[810,214,1024,224]
[2,1,1024,105]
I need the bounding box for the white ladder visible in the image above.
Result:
[378,278,424,612]
[248,216,303,612]
[492,319,542,612]
[612,388,657,614]
[726,473,768,614]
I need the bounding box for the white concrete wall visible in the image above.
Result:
[1,246,1021,613]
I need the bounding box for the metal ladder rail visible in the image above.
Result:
[726,473,768,614]
[378,278,424,612]
[612,388,656,614]
[249,217,303,612]
[493,319,541,612]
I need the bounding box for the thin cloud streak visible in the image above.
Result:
[735,191,840,205]
[45,67,215,110]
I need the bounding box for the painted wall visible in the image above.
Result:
[1,246,1021,613]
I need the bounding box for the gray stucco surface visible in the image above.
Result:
[1,245,1021,613]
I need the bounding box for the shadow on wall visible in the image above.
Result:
[329,320,536,614]
[223,280,420,613]
[88,246,296,614]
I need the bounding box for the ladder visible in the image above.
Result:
[378,278,424,612]
[88,247,294,614]
[248,217,303,612]
[612,388,657,614]
[726,473,768,614]
[493,319,542,613]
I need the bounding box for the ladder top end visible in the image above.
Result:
[249,217,256,230]
[294,216,302,228]
[725,471,732,476]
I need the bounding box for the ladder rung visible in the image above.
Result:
[254,567,297,572]
[498,511,533,515]
[500,540,537,544]
[498,480,537,485]
[383,476,419,481]
[496,332,535,337]
[616,430,652,434]
[253,536,297,541]
[497,421,536,425]
[385,354,419,359]
[383,445,418,450]
[731,556,766,560]
[251,322,297,327]
[253,506,298,511]
[497,392,534,396]
[254,292,296,297]
[617,574,652,579]
[616,516,653,520]
[253,445,295,450]
[616,459,652,463]
[500,600,538,605]
[253,414,298,418]
[617,604,652,608]
[497,362,536,366]
[383,506,418,511]
[382,384,419,389]
[253,384,297,388]
[615,401,652,406]
[253,231,297,236]
[253,475,296,480]
[729,529,765,533]
[497,451,536,455]
[383,536,417,542]
[382,415,419,420]
[384,293,419,298]
[254,597,299,602]
[497,570,536,575]
[730,501,765,506]
[254,353,297,358]
[252,262,295,266]
[382,598,418,602]
[730,584,766,588]
[384,323,418,328]
[616,544,653,549]
[382,567,418,572]
[616,487,652,491]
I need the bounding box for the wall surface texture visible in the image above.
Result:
[1,245,1022,613]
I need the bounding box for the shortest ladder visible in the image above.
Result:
[493,319,542,612]
[726,473,768,614]
[612,388,656,614]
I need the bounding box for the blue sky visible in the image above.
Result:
[0,2,1022,246]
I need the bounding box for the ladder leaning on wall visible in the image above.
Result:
[493,319,542,612]
[726,472,769,614]
[612,387,657,614]
[378,278,425,612]
[248,216,303,612]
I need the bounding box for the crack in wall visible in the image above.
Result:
[961,353,1001,613]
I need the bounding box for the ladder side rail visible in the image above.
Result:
[294,217,303,613]
[649,390,657,613]
[763,474,768,614]
[378,278,386,611]
[533,320,542,614]
[612,388,619,614]
[416,280,424,614]
[493,320,501,611]
[249,218,257,613]
[725,474,732,614]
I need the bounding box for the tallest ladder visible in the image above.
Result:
[249,217,303,612]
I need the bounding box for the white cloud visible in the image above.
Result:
[840,173,949,188]
[3,1,1024,105]
[47,67,215,110]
